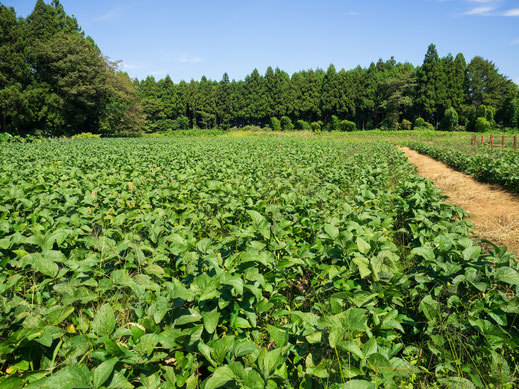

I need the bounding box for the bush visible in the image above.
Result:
[327,115,341,132]
[311,121,322,132]
[174,116,190,130]
[296,120,311,131]
[340,120,357,132]
[414,117,426,128]
[474,117,491,132]
[439,107,459,131]
[242,125,264,132]
[400,119,412,131]
[414,117,435,131]
[476,104,495,124]
[71,132,101,139]
[280,116,294,131]
[270,117,281,131]
[0,133,13,143]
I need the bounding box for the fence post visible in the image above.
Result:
[491,135,494,149]
[502,135,505,149]
[481,136,484,145]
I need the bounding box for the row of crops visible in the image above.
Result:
[406,141,519,193]
[0,136,518,388]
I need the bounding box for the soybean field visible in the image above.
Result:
[0,136,518,388]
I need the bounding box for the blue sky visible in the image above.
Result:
[4,0,519,84]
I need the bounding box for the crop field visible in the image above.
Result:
[0,135,518,388]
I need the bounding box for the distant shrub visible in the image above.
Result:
[401,119,412,131]
[280,116,294,131]
[71,132,101,139]
[270,117,281,131]
[328,115,341,131]
[476,104,495,124]
[414,117,426,128]
[414,117,434,131]
[0,133,13,143]
[174,115,190,130]
[242,125,264,132]
[296,120,311,131]
[439,107,459,131]
[474,117,491,132]
[311,121,322,132]
[340,120,357,132]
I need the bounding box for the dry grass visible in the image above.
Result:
[399,147,519,259]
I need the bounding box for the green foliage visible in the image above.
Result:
[0,135,517,388]
[408,140,519,192]
[295,120,311,131]
[328,115,341,131]
[311,121,322,132]
[340,119,357,132]
[400,119,412,131]
[270,117,281,131]
[414,117,426,128]
[439,107,459,131]
[71,132,101,139]
[174,115,190,130]
[279,116,293,131]
[414,117,434,131]
[474,117,491,132]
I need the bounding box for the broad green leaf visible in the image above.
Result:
[204,366,236,389]
[93,358,118,388]
[92,304,116,337]
[495,267,519,286]
[356,237,370,254]
[267,325,288,348]
[203,308,220,334]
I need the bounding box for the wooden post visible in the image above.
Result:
[491,135,494,149]
[502,135,505,149]
[481,136,484,145]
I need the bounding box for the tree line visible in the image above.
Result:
[1,1,518,136]
[139,47,519,132]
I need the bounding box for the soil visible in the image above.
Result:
[399,146,519,259]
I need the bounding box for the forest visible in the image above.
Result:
[1,0,519,136]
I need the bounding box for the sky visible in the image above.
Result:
[4,0,519,84]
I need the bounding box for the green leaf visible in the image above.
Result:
[462,246,481,261]
[352,256,371,279]
[203,308,220,334]
[232,341,257,358]
[419,295,440,322]
[438,377,476,389]
[412,246,435,262]
[25,364,91,389]
[93,358,118,388]
[46,306,75,325]
[356,237,370,254]
[324,224,339,239]
[267,325,288,348]
[331,380,376,389]
[204,366,236,389]
[495,266,519,286]
[92,304,116,337]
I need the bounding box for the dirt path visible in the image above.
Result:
[399,147,519,258]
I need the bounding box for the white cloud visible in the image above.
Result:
[464,6,495,15]
[93,6,127,22]
[346,11,360,16]
[502,8,519,16]
[176,54,202,64]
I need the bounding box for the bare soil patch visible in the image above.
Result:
[399,146,519,258]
